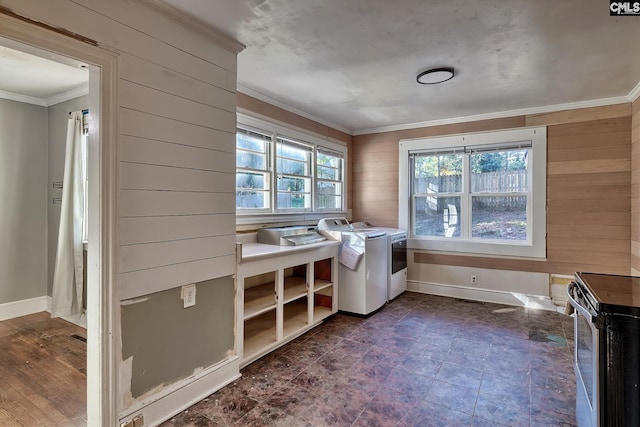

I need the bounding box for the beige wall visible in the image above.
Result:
[632,98,640,274]
[354,104,632,276]
[0,98,48,304]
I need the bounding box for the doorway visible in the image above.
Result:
[0,12,118,425]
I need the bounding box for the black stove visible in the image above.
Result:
[569,272,640,427]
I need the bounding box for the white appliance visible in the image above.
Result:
[352,222,408,301]
[317,218,388,315]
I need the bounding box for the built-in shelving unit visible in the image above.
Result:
[236,241,339,367]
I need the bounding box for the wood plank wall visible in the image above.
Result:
[632,98,640,275]
[353,104,632,276]
[1,0,242,300]
[237,93,354,211]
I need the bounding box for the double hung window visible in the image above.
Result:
[236,116,346,217]
[316,147,344,210]
[236,128,272,211]
[400,127,546,258]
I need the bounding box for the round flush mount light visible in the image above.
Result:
[416,67,455,85]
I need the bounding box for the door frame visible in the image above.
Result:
[0,11,119,425]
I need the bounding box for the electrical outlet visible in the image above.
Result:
[182,284,196,308]
[470,275,478,285]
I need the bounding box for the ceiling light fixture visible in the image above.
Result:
[416,67,455,85]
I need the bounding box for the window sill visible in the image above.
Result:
[236,210,351,232]
[408,237,546,259]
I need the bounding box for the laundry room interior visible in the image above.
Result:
[1,1,640,426]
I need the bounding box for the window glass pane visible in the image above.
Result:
[414,196,461,238]
[471,149,528,193]
[237,133,268,152]
[237,172,266,189]
[471,196,527,240]
[237,150,266,170]
[281,146,307,161]
[317,164,340,180]
[317,153,342,180]
[414,154,462,193]
[236,190,269,209]
[278,176,308,191]
[278,158,307,175]
[317,182,342,209]
[277,192,310,209]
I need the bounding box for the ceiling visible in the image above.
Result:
[1,1,639,132]
[0,40,89,106]
[162,0,640,134]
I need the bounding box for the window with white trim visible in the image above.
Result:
[236,127,272,211]
[316,147,344,210]
[399,127,546,258]
[236,116,347,217]
[276,137,313,211]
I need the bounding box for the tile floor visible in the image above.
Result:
[162,292,576,426]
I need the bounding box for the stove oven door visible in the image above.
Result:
[568,282,600,427]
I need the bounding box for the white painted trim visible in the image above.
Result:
[0,89,48,106]
[628,81,640,102]
[46,84,89,106]
[244,83,640,137]
[118,357,241,427]
[408,280,557,311]
[238,85,353,136]
[0,296,49,321]
[356,96,631,135]
[399,126,547,259]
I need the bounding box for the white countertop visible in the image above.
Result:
[238,239,339,262]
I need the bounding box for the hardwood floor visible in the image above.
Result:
[0,312,87,426]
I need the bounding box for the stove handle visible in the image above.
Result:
[567,281,597,323]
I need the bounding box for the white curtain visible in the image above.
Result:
[51,111,84,318]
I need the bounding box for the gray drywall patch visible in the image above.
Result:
[120,275,234,399]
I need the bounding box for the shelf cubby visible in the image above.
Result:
[237,241,338,367]
[283,275,308,304]
[244,281,276,320]
[244,310,277,359]
[283,299,309,339]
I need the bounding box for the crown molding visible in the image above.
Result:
[354,95,632,136]
[628,81,640,102]
[0,89,47,106]
[0,85,89,107]
[141,0,245,54]
[46,84,89,106]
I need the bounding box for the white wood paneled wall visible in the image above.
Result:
[3,0,241,300]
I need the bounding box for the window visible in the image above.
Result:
[236,128,271,211]
[399,127,546,258]
[316,147,344,210]
[276,137,312,210]
[236,115,347,219]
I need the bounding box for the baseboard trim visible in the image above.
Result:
[408,280,557,311]
[0,296,49,321]
[119,356,241,427]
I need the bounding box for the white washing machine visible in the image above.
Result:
[318,218,388,315]
[352,222,408,301]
